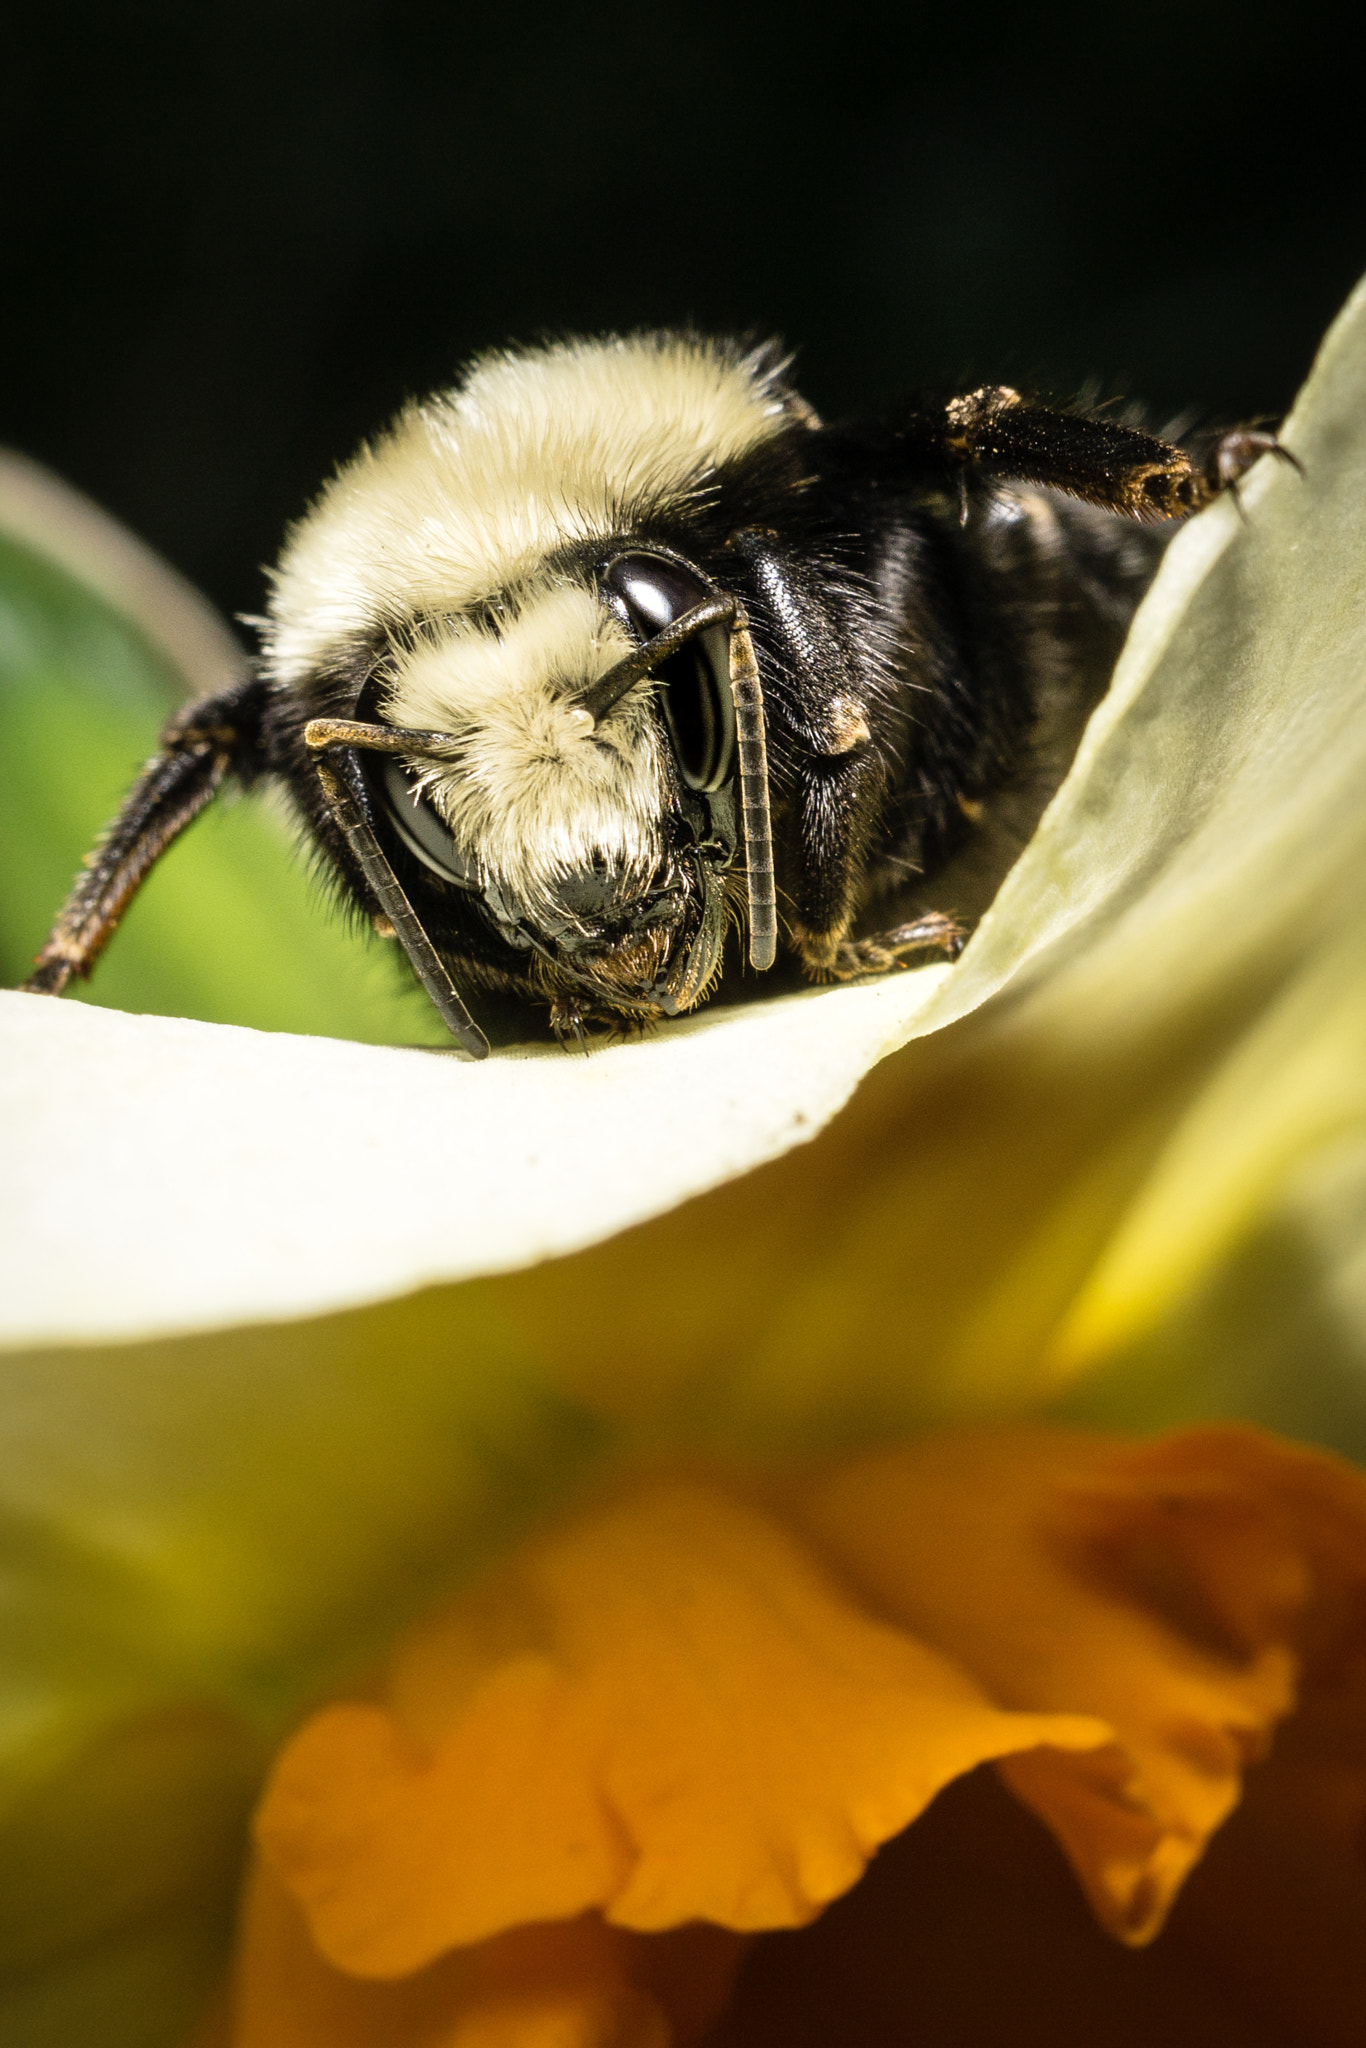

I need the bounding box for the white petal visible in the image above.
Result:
[0,969,950,1346]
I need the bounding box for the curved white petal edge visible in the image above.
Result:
[3,271,1365,1349]
[0,968,952,1345]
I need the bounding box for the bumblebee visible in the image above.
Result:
[22,333,1283,1056]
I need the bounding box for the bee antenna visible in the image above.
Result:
[307,737,490,1059]
[577,592,777,973]
[727,608,777,972]
[575,595,738,725]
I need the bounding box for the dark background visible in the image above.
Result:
[4,1,1360,626]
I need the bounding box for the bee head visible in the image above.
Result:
[269,331,797,1049]
[342,549,767,1031]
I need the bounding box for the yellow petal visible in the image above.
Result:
[214,1425,1366,2047]
[1047,912,1366,1375]
[254,1481,1108,1977]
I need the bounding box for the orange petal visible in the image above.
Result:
[254,1481,1110,1978]
[220,1858,747,2048]
[792,1425,1366,1943]
[706,1658,1366,2048]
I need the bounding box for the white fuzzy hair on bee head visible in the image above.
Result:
[263,331,798,688]
[385,581,666,908]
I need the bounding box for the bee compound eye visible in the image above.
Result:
[370,753,478,889]
[657,628,735,793]
[604,553,710,637]
[601,553,736,795]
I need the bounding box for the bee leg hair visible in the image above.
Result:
[795,913,965,983]
[21,672,268,997]
[927,389,1296,521]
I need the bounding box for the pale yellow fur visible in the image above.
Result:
[263,333,791,686]
[387,583,665,902]
[262,332,791,912]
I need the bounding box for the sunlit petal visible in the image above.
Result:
[210,1425,1366,2047]
[254,1480,1106,1974]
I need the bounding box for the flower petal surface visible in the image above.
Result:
[794,1425,1366,1941]
[254,1478,1107,1975]
[226,1425,1366,2047]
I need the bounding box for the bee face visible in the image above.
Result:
[350,551,747,1028]
[248,332,807,1043]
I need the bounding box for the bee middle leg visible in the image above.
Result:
[1202,425,1303,510]
[925,387,1299,520]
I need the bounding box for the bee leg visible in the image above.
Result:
[548,996,592,1054]
[797,913,965,983]
[1203,426,1304,518]
[831,914,967,978]
[20,672,267,996]
[923,387,1299,522]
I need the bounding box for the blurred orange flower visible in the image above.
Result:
[208,1426,1366,2048]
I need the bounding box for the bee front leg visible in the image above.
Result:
[21,672,267,996]
[798,913,965,983]
[548,995,593,1053]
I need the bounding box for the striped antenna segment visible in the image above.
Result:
[728,611,777,971]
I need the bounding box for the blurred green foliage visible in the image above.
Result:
[0,531,448,1043]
